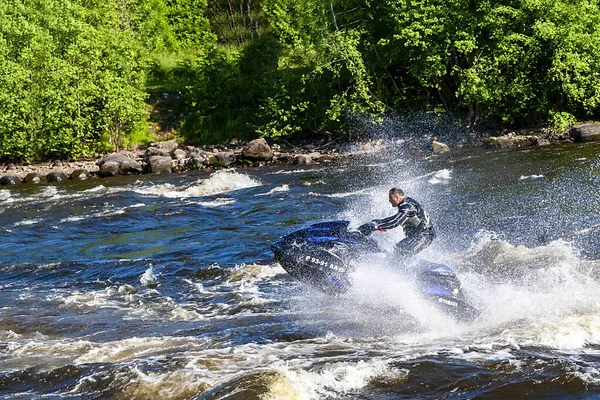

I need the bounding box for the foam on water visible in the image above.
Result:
[308,188,371,198]
[0,189,13,202]
[428,168,453,184]
[431,234,600,349]
[108,333,403,400]
[520,174,545,180]
[193,197,236,207]
[270,168,322,175]
[140,265,158,287]
[278,359,398,400]
[229,263,287,283]
[1,185,110,209]
[13,219,40,226]
[118,170,261,198]
[73,336,209,364]
[257,184,290,196]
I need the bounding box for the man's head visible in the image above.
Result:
[388,187,405,207]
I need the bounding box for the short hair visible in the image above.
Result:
[389,187,404,196]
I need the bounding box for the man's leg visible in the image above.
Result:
[394,232,434,257]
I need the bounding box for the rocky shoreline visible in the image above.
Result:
[1,123,599,187]
[0,137,350,186]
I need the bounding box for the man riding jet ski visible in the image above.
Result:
[358,187,436,259]
[270,189,479,322]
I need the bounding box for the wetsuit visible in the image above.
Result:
[365,196,436,257]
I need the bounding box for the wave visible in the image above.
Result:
[308,188,371,198]
[520,174,545,180]
[117,170,261,198]
[256,184,290,196]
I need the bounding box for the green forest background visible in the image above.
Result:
[2,0,600,161]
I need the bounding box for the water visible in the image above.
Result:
[1,142,600,399]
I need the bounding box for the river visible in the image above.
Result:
[1,141,600,399]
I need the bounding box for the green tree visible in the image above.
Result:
[0,0,148,161]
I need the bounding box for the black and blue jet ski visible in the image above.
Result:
[271,220,479,322]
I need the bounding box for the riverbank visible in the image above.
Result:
[1,122,599,186]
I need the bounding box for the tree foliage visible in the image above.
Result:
[0,0,148,161]
[2,0,600,160]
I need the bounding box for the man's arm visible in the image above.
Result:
[373,205,411,231]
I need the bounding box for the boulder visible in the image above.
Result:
[70,169,89,180]
[432,140,450,153]
[570,123,600,142]
[171,149,188,169]
[242,138,273,161]
[533,138,551,146]
[97,153,143,177]
[46,172,68,183]
[205,154,218,166]
[144,147,171,158]
[485,136,534,148]
[294,154,313,165]
[274,153,294,163]
[150,139,179,153]
[172,148,187,161]
[3,163,16,172]
[148,156,172,174]
[23,172,43,184]
[214,151,236,167]
[0,175,20,185]
[188,154,208,170]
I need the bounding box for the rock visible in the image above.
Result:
[0,175,20,185]
[188,154,208,170]
[97,153,143,177]
[314,154,335,163]
[23,172,43,184]
[144,147,171,158]
[70,169,89,180]
[171,149,188,170]
[242,138,273,161]
[294,154,313,165]
[485,136,534,148]
[432,140,451,153]
[148,156,172,174]
[150,139,179,153]
[214,151,236,167]
[46,172,68,183]
[229,138,240,146]
[186,145,200,154]
[408,147,426,157]
[205,154,218,166]
[533,138,551,146]
[275,153,294,162]
[486,137,514,149]
[570,123,600,142]
[172,148,187,161]
[303,144,317,150]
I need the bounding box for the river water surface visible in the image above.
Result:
[1,141,600,399]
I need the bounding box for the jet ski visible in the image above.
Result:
[271,220,479,322]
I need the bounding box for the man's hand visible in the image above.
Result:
[358,222,377,236]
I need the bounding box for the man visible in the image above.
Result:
[358,188,436,258]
